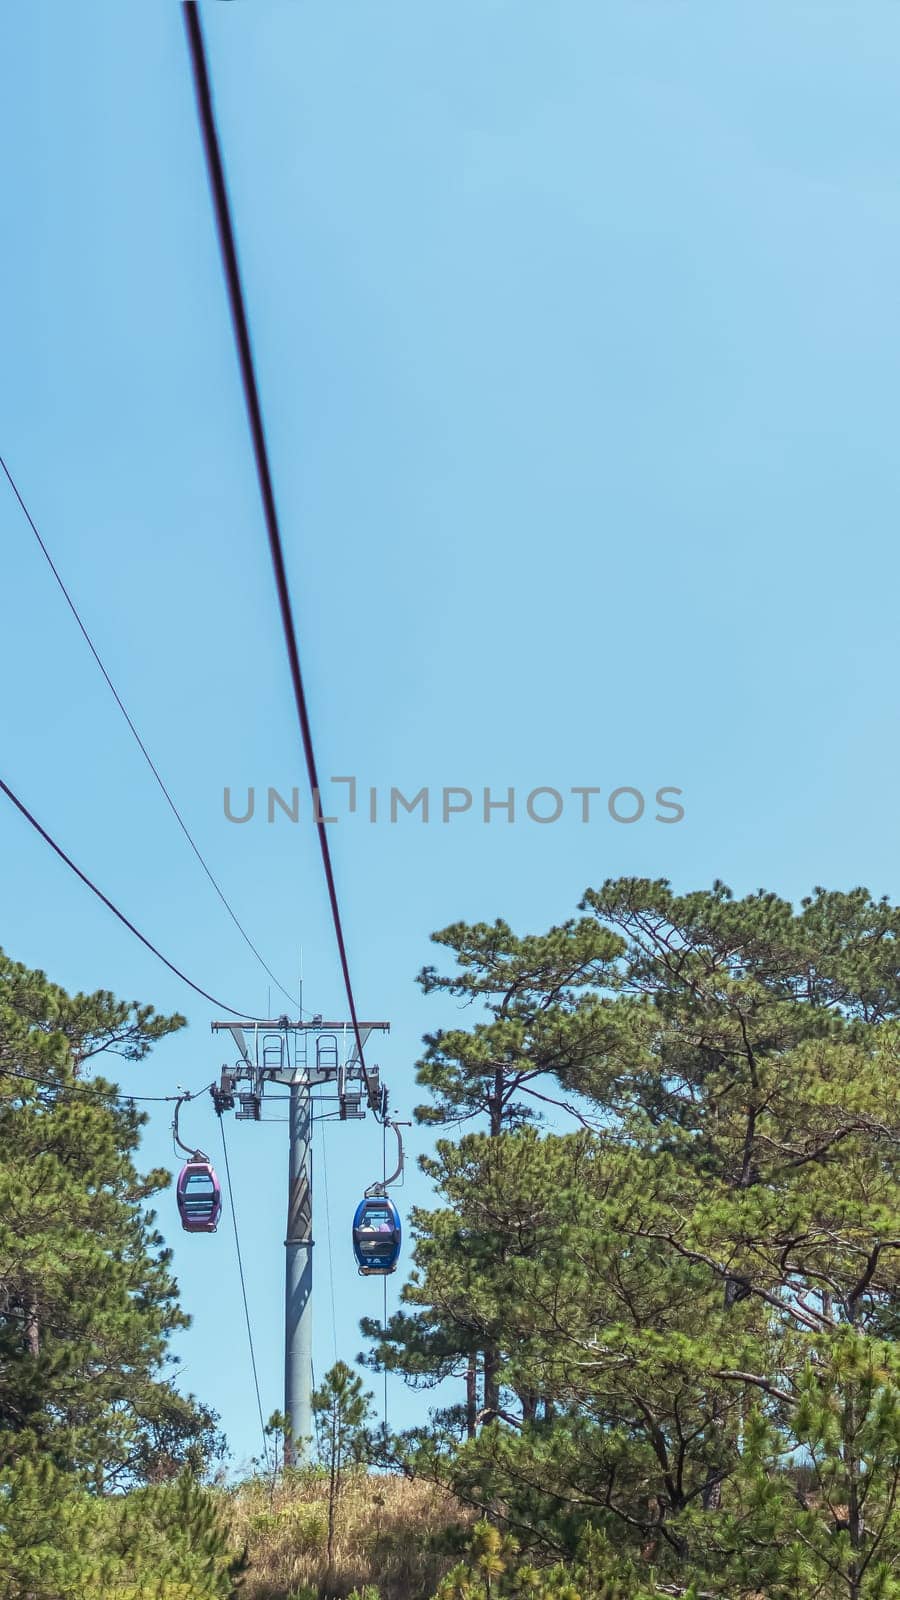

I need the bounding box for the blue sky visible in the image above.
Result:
[3,1,900,1470]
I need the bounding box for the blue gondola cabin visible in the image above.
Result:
[352,1195,401,1275]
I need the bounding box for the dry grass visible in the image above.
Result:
[226,1467,470,1600]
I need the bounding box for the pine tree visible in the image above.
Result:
[0,948,223,1484]
[0,948,240,1593]
[312,1359,374,1578]
[372,881,900,1596]
[579,880,900,1520]
[432,1520,647,1600]
[0,1457,241,1598]
[415,918,629,1137]
[412,918,633,1422]
[370,1124,737,1574]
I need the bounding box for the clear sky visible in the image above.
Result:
[2,1,900,1472]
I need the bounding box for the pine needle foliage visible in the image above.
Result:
[366,881,900,1598]
[0,949,232,1592]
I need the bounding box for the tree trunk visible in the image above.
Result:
[326,1409,338,1579]
[483,1349,500,1420]
[517,1389,538,1423]
[700,1472,723,1512]
[845,1296,864,1600]
[466,1360,478,1439]
[488,1067,504,1140]
[847,1394,862,1600]
[24,1296,39,1358]
[703,1091,759,1511]
[480,1072,505,1423]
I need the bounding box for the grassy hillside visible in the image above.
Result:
[226,1469,468,1600]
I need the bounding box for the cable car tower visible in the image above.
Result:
[210,1015,390,1462]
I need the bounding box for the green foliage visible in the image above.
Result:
[261,1407,291,1477]
[312,1360,375,1572]
[0,948,221,1487]
[247,1497,327,1553]
[0,1458,240,1598]
[312,1361,374,1473]
[431,1522,650,1600]
[370,881,900,1598]
[415,917,630,1136]
[0,949,233,1591]
[701,1343,900,1598]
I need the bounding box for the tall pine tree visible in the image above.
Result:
[0,949,222,1486]
[370,882,900,1596]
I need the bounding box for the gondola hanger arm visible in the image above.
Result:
[365,1118,410,1196]
[172,1093,210,1163]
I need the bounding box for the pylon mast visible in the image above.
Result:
[211,1016,390,1461]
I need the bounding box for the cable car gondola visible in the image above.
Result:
[352,1194,402,1275]
[172,1095,222,1234]
[176,1157,222,1234]
[352,1117,406,1275]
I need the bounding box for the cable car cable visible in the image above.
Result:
[0,1063,214,1106]
[0,450,298,1013]
[383,1273,388,1435]
[218,1113,271,1472]
[382,1120,388,1431]
[0,774,261,1020]
[181,3,379,1113]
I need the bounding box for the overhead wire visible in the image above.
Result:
[181,2,380,1115]
[0,1062,214,1107]
[1,177,328,1465]
[218,1113,271,1472]
[0,450,298,1012]
[0,774,260,1020]
[382,1119,388,1431]
[383,1274,389,1434]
